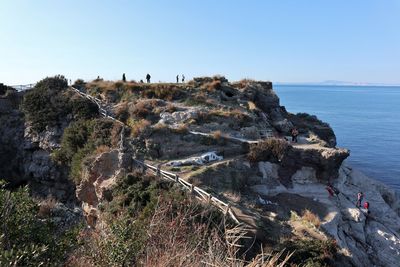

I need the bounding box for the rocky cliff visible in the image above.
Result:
[0,90,75,201]
[2,76,399,266]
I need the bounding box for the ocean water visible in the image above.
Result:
[274,85,400,192]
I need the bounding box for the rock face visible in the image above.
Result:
[252,162,400,267]
[278,145,350,186]
[76,135,134,227]
[0,92,74,201]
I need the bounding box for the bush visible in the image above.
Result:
[0,181,79,266]
[70,97,99,120]
[22,75,101,131]
[140,84,185,101]
[35,75,68,92]
[115,102,129,122]
[202,79,221,92]
[21,76,69,131]
[79,172,232,266]
[0,83,14,96]
[129,99,161,119]
[248,138,289,162]
[72,79,85,89]
[53,118,115,183]
[127,118,151,138]
[280,238,338,266]
[302,209,321,228]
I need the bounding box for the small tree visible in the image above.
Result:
[122,73,126,82]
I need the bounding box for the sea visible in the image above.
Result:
[274,85,400,192]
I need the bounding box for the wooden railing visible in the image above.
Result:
[11,83,36,91]
[70,87,124,125]
[68,86,241,224]
[132,158,240,224]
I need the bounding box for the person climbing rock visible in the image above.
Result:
[182,74,185,83]
[356,191,364,207]
[146,73,151,83]
[363,201,370,214]
[291,127,299,143]
[326,185,335,197]
[176,74,179,83]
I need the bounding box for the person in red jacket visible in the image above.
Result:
[363,201,370,214]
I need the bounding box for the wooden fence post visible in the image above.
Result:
[175,174,179,183]
[156,167,161,177]
[208,194,212,204]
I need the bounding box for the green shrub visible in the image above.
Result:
[0,83,14,96]
[81,172,230,266]
[21,76,69,131]
[35,75,68,92]
[248,138,289,162]
[72,79,85,89]
[53,118,115,183]
[22,75,101,132]
[0,181,80,266]
[70,97,99,120]
[280,239,338,266]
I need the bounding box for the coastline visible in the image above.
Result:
[253,162,400,266]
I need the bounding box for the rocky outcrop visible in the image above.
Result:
[252,162,400,267]
[76,134,135,227]
[0,92,74,201]
[159,108,201,125]
[278,145,349,186]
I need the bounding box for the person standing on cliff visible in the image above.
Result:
[146,73,151,83]
[356,192,364,207]
[182,74,185,83]
[176,74,179,83]
[363,201,370,214]
[291,127,299,143]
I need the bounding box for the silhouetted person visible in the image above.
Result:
[182,74,185,83]
[140,79,144,83]
[122,73,126,82]
[291,127,299,143]
[146,73,151,83]
[176,75,179,83]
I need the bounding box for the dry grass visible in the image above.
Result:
[114,101,129,122]
[247,101,257,110]
[38,196,58,218]
[232,79,255,89]
[202,80,222,92]
[165,103,177,113]
[129,99,162,119]
[212,130,224,140]
[140,84,186,101]
[173,124,189,134]
[248,138,289,163]
[127,118,151,138]
[301,209,321,228]
[95,145,111,155]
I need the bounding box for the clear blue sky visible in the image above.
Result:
[1,0,399,85]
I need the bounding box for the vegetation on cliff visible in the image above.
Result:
[21,76,98,132]
[0,181,80,266]
[0,75,353,266]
